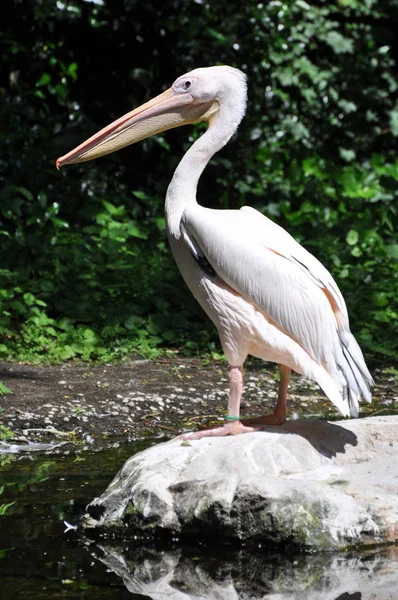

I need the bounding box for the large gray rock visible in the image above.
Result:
[84,416,398,550]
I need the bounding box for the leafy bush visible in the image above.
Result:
[1,0,397,361]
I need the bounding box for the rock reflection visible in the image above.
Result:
[90,544,397,599]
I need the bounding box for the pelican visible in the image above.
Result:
[56,66,373,438]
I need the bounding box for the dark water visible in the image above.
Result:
[0,442,152,600]
[0,441,397,600]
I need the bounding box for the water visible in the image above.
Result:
[0,442,150,599]
[1,442,397,599]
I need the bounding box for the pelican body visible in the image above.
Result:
[57,66,373,438]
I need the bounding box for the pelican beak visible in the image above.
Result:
[56,88,218,169]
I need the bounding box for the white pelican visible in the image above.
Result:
[56,66,373,438]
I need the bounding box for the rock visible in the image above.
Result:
[83,416,398,551]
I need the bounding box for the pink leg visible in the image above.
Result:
[183,364,291,440]
[227,365,244,417]
[241,364,290,428]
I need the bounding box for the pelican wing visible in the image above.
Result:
[181,204,372,403]
[239,206,349,327]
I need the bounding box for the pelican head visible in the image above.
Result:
[56,65,246,169]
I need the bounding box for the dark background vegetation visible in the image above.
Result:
[1,0,397,362]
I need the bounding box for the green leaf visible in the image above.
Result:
[83,328,98,343]
[339,148,356,162]
[132,190,152,201]
[124,316,143,331]
[324,31,354,54]
[0,382,12,395]
[67,62,78,80]
[16,187,34,201]
[296,0,310,9]
[338,99,357,114]
[102,201,124,216]
[346,230,359,246]
[59,346,76,360]
[23,293,36,306]
[127,222,147,239]
[386,244,398,259]
[207,28,227,44]
[36,73,51,86]
[0,502,15,516]
[388,107,398,136]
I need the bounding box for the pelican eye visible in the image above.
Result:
[173,76,197,94]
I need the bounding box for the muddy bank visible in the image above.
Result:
[0,357,397,447]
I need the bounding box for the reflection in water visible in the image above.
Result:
[91,543,397,600]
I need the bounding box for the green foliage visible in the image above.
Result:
[385,366,398,381]
[0,425,15,442]
[0,383,12,396]
[1,0,397,360]
[0,498,15,517]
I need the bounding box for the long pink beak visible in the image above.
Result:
[56,87,213,169]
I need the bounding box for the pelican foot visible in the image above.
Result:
[240,412,286,427]
[182,412,286,440]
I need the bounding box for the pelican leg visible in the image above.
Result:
[240,364,290,428]
[182,365,244,439]
[182,364,290,440]
[227,364,244,418]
